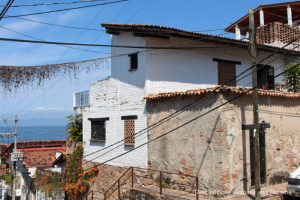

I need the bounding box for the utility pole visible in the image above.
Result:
[249,9,261,200]
[12,115,18,200]
[0,116,19,200]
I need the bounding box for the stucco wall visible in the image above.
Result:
[81,30,292,170]
[147,94,300,193]
[144,37,288,95]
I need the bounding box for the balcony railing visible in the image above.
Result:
[257,22,300,49]
[73,91,90,108]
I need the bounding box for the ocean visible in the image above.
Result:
[0,126,67,143]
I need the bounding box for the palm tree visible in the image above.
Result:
[66,114,82,142]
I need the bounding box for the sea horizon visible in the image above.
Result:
[0,125,67,143]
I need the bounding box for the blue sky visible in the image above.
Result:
[0,0,293,126]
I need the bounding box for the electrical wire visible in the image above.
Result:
[0,0,14,21]
[3,0,128,19]
[1,0,108,8]
[0,25,111,54]
[82,36,300,160]
[0,37,236,49]
[83,62,300,171]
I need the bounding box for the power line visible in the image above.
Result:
[13,17,106,32]
[0,0,14,21]
[83,63,300,172]
[2,0,108,8]
[8,16,233,34]
[0,37,233,49]
[57,2,107,59]
[82,36,300,161]
[3,0,128,19]
[0,25,111,54]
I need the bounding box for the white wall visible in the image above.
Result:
[83,60,148,168]
[144,37,288,95]
[82,31,289,168]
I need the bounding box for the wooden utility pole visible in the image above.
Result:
[249,9,261,200]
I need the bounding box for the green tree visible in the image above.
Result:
[285,62,300,92]
[66,114,82,142]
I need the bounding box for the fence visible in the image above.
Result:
[102,166,199,200]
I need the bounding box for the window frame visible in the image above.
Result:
[121,115,137,146]
[213,58,241,87]
[89,117,109,142]
[128,52,138,71]
[257,64,275,90]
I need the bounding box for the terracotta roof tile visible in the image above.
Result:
[21,147,66,168]
[145,86,300,100]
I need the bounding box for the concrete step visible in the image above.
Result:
[129,185,201,200]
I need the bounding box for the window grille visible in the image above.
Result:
[218,62,236,86]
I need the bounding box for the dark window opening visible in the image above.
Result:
[257,65,274,90]
[129,53,138,71]
[89,118,109,142]
[217,62,236,86]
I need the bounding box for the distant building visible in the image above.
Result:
[74,1,300,196]
[1,140,66,200]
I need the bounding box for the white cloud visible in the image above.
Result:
[5,20,40,33]
[56,11,82,23]
[32,106,70,112]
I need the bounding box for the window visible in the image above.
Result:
[121,116,137,146]
[213,58,240,87]
[257,65,274,90]
[89,118,109,142]
[129,53,138,71]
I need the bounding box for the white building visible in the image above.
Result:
[76,1,300,170]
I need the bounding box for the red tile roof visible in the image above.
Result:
[1,140,66,169]
[102,23,300,56]
[2,140,66,156]
[21,147,65,168]
[145,86,300,100]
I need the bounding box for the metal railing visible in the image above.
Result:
[103,166,199,200]
[74,91,90,108]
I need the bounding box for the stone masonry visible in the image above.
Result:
[147,93,300,194]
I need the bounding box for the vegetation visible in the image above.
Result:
[66,114,83,142]
[35,170,64,198]
[64,145,98,200]
[0,173,13,185]
[285,62,300,92]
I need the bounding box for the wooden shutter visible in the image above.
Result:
[124,119,135,145]
[218,62,236,86]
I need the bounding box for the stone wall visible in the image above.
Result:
[83,162,155,200]
[147,93,300,193]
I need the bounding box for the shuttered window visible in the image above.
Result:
[218,62,236,86]
[122,116,137,146]
[213,58,240,87]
